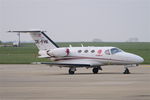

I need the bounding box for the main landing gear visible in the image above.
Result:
[123,68,130,74]
[92,66,102,74]
[68,66,102,74]
[69,67,76,75]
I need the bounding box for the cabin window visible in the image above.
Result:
[91,50,95,53]
[105,49,110,55]
[78,50,82,53]
[84,50,88,53]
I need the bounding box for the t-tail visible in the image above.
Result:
[8,30,59,50]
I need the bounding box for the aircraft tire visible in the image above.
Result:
[69,69,75,74]
[123,68,130,74]
[92,68,99,74]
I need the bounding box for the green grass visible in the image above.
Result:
[0,44,50,64]
[0,42,150,64]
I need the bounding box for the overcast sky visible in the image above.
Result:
[0,0,150,42]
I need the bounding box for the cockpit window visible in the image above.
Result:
[111,48,122,54]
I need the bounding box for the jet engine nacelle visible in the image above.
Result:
[38,50,49,58]
[47,48,70,57]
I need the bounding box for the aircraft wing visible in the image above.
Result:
[36,59,103,67]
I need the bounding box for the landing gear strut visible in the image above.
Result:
[123,68,130,74]
[92,66,102,74]
[69,67,76,75]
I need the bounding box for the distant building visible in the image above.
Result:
[126,38,139,42]
[92,38,102,42]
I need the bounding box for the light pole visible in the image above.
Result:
[17,33,20,47]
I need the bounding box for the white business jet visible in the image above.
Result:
[9,31,144,74]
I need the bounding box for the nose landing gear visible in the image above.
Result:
[123,68,130,74]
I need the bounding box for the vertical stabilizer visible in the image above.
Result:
[8,31,59,50]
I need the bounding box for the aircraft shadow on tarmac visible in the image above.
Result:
[39,72,146,76]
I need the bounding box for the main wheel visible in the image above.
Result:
[69,69,75,74]
[92,68,99,74]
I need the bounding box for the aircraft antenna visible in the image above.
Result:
[69,44,72,47]
[81,44,84,47]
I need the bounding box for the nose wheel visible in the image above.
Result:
[123,68,130,74]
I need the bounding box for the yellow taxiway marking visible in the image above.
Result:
[143,65,150,67]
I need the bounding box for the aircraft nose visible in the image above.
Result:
[126,53,144,64]
[136,55,144,63]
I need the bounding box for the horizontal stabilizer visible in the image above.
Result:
[8,30,45,33]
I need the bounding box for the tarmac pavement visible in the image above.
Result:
[0,64,150,100]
